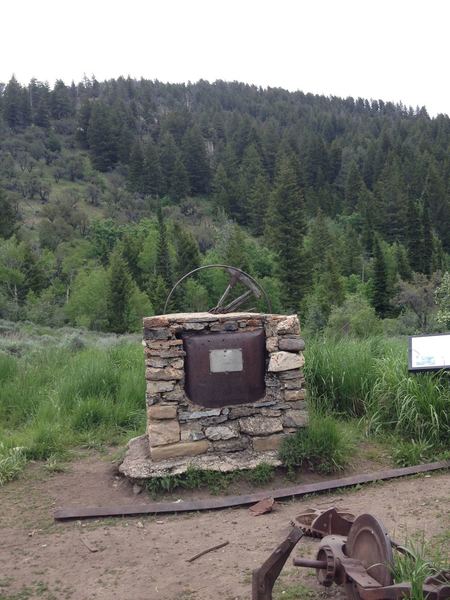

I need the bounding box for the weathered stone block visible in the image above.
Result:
[284,389,306,401]
[213,436,250,453]
[184,322,206,331]
[282,409,308,427]
[150,440,209,460]
[239,416,283,436]
[148,405,177,420]
[205,425,238,441]
[282,378,304,390]
[252,433,286,451]
[162,388,185,402]
[146,356,170,368]
[144,328,171,341]
[146,366,184,381]
[143,316,169,328]
[279,370,304,381]
[223,321,238,331]
[179,409,221,421]
[276,315,300,335]
[278,336,305,352]
[229,406,258,419]
[148,419,180,446]
[180,423,205,442]
[266,337,279,352]
[169,358,184,369]
[268,351,304,372]
[147,380,175,394]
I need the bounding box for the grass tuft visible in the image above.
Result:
[0,443,27,486]
[278,415,354,474]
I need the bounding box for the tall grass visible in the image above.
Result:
[0,343,146,472]
[306,337,449,451]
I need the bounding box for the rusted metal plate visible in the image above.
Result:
[53,460,450,520]
[183,329,266,407]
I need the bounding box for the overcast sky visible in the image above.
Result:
[2,0,449,116]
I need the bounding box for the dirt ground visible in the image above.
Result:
[0,451,449,600]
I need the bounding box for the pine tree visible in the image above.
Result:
[106,248,132,333]
[266,155,307,309]
[18,244,45,303]
[128,142,145,193]
[148,274,168,315]
[182,126,211,195]
[421,198,433,276]
[156,204,172,288]
[0,188,18,239]
[87,102,117,171]
[170,155,190,200]
[3,76,30,130]
[173,223,200,278]
[406,197,423,272]
[142,138,162,196]
[247,174,270,236]
[372,237,390,317]
[51,79,73,119]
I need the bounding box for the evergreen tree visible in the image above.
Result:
[421,197,433,276]
[148,274,168,315]
[372,237,390,317]
[266,155,307,309]
[51,79,73,119]
[170,155,190,200]
[0,189,18,239]
[3,76,30,130]
[87,102,117,171]
[106,248,132,333]
[127,142,145,193]
[247,174,270,236]
[406,197,423,272]
[173,223,200,278]
[155,204,172,288]
[142,138,162,196]
[18,243,45,303]
[181,125,211,195]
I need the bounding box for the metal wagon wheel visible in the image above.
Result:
[163,264,272,315]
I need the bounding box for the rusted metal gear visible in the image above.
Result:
[296,507,355,538]
[316,545,336,587]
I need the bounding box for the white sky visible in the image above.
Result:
[2,0,449,116]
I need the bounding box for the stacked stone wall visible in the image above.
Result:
[143,312,307,462]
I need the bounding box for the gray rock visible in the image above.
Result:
[205,425,238,441]
[184,322,207,330]
[223,321,238,331]
[143,328,171,341]
[268,351,304,372]
[213,436,250,453]
[179,409,221,421]
[278,337,305,352]
[282,409,308,428]
[239,415,283,436]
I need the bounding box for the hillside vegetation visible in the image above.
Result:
[0,76,449,333]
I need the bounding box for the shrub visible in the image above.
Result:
[279,415,354,474]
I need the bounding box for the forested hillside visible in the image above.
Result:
[1,76,449,334]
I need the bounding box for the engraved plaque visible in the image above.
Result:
[210,348,243,373]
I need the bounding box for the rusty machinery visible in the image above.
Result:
[163,264,272,315]
[252,508,450,600]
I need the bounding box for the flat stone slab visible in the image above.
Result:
[119,435,282,479]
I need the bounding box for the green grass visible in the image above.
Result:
[391,537,449,600]
[279,414,355,474]
[306,337,449,454]
[0,342,146,478]
[0,443,27,485]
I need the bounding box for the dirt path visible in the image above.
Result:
[0,453,449,600]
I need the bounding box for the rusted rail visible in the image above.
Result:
[54,460,449,521]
